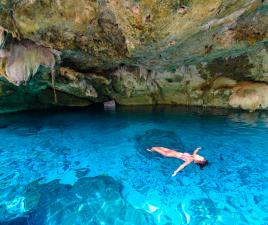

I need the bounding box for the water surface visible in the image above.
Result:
[0,106,267,225]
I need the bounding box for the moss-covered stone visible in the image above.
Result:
[204,55,254,80]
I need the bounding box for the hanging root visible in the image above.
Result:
[51,70,58,103]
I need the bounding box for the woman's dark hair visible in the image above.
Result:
[196,160,209,170]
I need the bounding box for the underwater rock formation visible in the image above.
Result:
[0,176,154,225]
[135,129,185,158]
[0,0,268,112]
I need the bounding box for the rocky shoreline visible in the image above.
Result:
[0,0,268,113]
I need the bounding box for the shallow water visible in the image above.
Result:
[0,106,267,225]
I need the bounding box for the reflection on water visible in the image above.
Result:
[0,106,267,225]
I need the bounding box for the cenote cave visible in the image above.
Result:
[0,0,268,224]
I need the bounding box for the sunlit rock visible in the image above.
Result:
[229,82,268,111]
[211,77,237,90]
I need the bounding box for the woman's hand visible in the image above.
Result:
[172,161,192,177]
[172,171,178,177]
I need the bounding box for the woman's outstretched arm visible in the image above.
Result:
[172,161,192,176]
[193,147,202,155]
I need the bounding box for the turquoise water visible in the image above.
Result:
[0,106,267,225]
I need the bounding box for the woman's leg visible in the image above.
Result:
[151,147,178,157]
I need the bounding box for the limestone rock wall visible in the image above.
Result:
[0,0,268,112]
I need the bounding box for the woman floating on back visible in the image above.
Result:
[147,146,208,176]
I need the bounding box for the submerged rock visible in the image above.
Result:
[135,129,185,158]
[1,176,154,225]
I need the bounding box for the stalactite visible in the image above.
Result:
[5,40,56,85]
[0,26,6,48]
[2,39,60,103]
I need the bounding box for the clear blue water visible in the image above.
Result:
[0,106,268,225]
